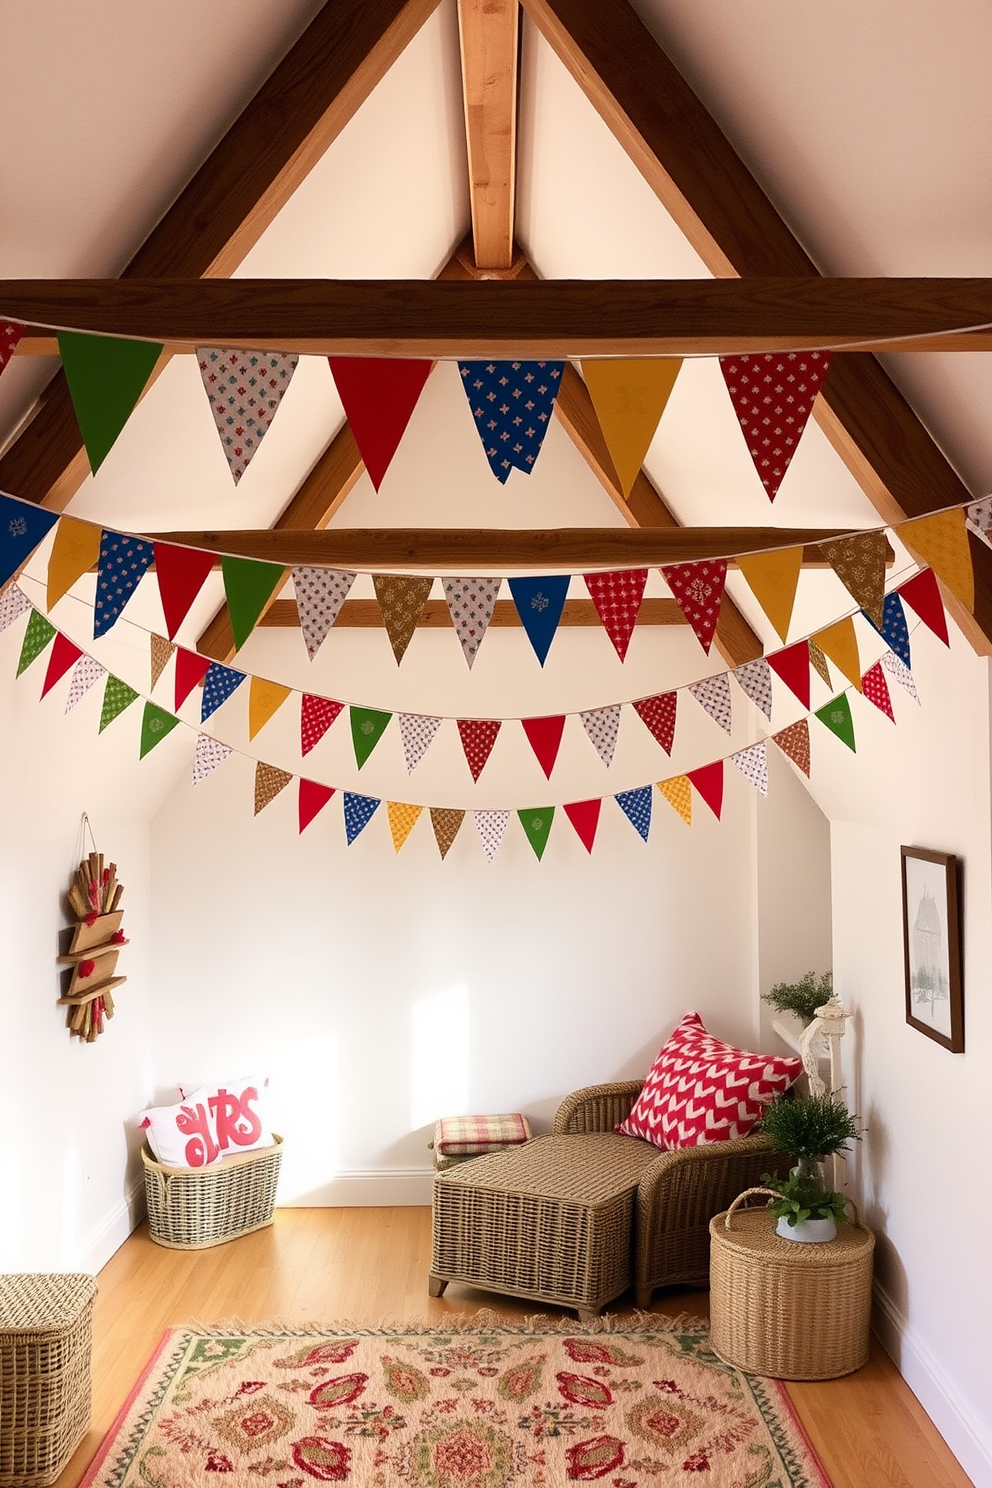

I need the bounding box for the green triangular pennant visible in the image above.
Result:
[58,331,163,473]
[16,609,56,675]
[221,557,286,651]
[518,806,555,861]
[814,693,856,753]
[350,705,392,768]
[139,701,181,758]
[99,675,139,733]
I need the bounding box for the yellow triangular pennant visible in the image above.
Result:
[898,510,974,613]
[388,801,422,853]
[248,677,292,740]
[815,617,862,692]
[581,359,682,497]
[656,775,692,826]
[736,546,804,643]
[47,517,102,610]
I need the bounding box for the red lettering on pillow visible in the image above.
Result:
[176,1102,221,1166]
[210,1086,262,1149]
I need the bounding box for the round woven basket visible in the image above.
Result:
[709,1187,875,1380]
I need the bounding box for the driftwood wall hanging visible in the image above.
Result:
[57,816,127,1041]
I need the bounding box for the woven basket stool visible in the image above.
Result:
[430,1132,661,1319]
[709,1189,875,1380]
[0,1272,96,1488]
[142,1135,283,1249]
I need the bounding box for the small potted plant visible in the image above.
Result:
[756,1091,863,1243]
[761,971,833,1028]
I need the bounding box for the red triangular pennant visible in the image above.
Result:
[720,350,831,500]
[687,761,724,820]
[521,715,566,779]
[898,568,949,646]
[564,799,601,853]
[661,561,727,654]
[457,719,502,782]
[768,639,811,710]
[583,569,648,661]
[862,661,895,722]
[301,694,344,756]
[299,778,336,833]
[327,358,432,490]
[174,648,211,710]
[632,692,677,755]
[153,543,217,640]
[41,632,83,698]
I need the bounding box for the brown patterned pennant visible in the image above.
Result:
[817,531,889,628]
[373,574,433,663]
[431,808,465,860]
[773,719,811,777]
[253,762,293,815]
[808,640,831,687]
[149,635,175,692]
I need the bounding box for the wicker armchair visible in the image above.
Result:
[554,1080,787,1307]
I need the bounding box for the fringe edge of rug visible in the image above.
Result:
[180,1309,710,1338]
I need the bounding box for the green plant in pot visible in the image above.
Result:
[756,1091,863,1243]
[761,970,833,1027]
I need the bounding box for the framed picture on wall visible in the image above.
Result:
[900,846,964,1052]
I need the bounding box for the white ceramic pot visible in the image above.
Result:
[776,1214,837,1243]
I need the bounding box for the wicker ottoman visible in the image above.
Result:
[0,1272,97,1488]
[429,1132,660,1318]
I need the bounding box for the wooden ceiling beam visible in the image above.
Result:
[0,0,441,509]
[148,525,895,568]
[520,0,992,653]
[258,596,685,627]
[457,0,519,270]
[3,277,992,355]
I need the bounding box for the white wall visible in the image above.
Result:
[820,624,992,1488]
[0,609,184,1274]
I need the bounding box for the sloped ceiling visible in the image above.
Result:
[2,0,990,814]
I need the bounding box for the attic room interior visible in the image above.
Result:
[1,1,990,1485]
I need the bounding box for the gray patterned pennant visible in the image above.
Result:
[732,741,769,796]
[443,577,501,669]
[292,567,356,661]
[733,657,773,720]
[580,705,621,767]
[688,674,733,734]
[399,713,442,774]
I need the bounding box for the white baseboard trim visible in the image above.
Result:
[280,1168,434,1208]
[77,1176,146,1275]
[873,1279,992,1488]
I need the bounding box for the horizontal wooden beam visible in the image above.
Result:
[146,525,894,568]
[259,597,685,627]
[4,279,992,355]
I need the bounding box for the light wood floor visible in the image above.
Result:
[57,1208,971,1488]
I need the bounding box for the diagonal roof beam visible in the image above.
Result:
[457,0,520,269]
[0,0,442,511]
[519,0,992,654]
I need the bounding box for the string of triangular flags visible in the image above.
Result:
[0,488,979,667]
[2,312,842,497]
[0,579,924,858]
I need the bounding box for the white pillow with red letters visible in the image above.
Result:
[139,1097,226,1168]
[616,1012,802,1150]
[177,1074,274,1159]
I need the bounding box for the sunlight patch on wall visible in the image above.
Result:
[411,985,469,1131]
[267,1036,340,1202]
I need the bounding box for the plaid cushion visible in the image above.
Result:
[433,1112,531,1156]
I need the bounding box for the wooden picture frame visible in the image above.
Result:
[901,847,964,1052]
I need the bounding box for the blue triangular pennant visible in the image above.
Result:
[863,591,910,669]
[200,662,246,721]
[94,531,154,638]
[458,360,564,482]
[0,496,59,588]
[343,791,381,845]
[615,786,652,842]
[507,575,570,666]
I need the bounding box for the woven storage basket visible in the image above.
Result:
[0,1272,96,1488]
[709,1187,875,1380]
[142,1135,283,1249]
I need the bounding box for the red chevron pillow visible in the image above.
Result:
[617,1012,802,1149]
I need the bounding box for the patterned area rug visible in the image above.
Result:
[81,1319,830,1487]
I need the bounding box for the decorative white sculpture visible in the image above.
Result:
[798,994,851,1098]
